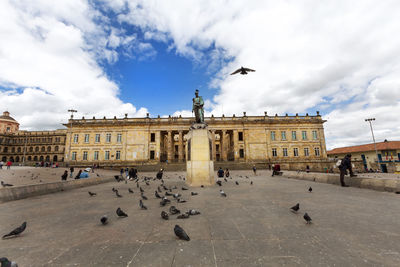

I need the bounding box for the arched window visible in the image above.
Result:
[29,147,33,152]
[17,147,21,153]
[41,146,45,152]
[45,156,50,162]
[34,156,38,161]
[53,155,58,162]
[55,146,59,152]
[11,147,15,153]
[28,156,32,161]
[47,146,51,152]
[16,156,20,162]
[39,156,44,161]
[4,147,8,153]
[10,157,14,162]
[35,147,39,152]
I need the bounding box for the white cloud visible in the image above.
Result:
[0,0,148,130]
[103,0,400,149]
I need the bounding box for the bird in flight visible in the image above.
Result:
[230,66,256,75]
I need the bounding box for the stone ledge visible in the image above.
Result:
[0,177,114,203]
[283,172,400,192]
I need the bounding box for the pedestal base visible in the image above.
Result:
[186,126,215,187]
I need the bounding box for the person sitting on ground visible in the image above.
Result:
[272,164,280,176]
[252,165,257,175]
[217,167,224,178]
[338,154,357,187]
[156,169,164,179]
[61,170,68,181]
[225,168,230,178]
[75,170,82,179]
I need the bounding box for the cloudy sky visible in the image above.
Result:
[1,0,399,149]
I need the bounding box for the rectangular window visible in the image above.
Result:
[281,131,286,140]
[106,133,111,143]
[292,131,297,140]
[238,132,243,141]
[72,152,77,160]
[283,148,288,157]
[73,134,79,143]
[293,148,299,157]
[312,130,318,140]
[304,148,309,156]
[117,133,122,143]
[94,151,99,160]
[272,148,277,157]
[314,147,320,156]
[302,131,307,140]
[83,151,88,160]
[150,150,155,159]
[271,131,276,141]
[239,148,244,158]
[84,134,89,143]
[95,134,100,143]
[150,133,155,142]
[105,151,110,160]
[116,150,121,160]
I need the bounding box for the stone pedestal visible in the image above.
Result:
[186,124,215,187]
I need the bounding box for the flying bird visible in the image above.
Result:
[128,188,134,193]
[88,191,97,196]
[0,257,18,267]
[174,225,190,241]
[169,206,181,215]
[1,181,13,187]
[230,66,255,75]
[100,216,108,225]
[116,207,128,217]
[161,211,169,220]
[220,190,227,197]
[2,222,27,239]
[304,213,312,224]
[139,199,147,210]
[290,203,300,213]
[308,187,312,193]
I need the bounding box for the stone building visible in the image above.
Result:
[0,111,67,164]
[327,140,400,173]
[65,112,329,171]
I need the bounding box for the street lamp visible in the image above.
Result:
[365,118,380,171]
[67,109,77,163]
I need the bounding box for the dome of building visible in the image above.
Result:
[0,111,19,134]
[0,111,17,121]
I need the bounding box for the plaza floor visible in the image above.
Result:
[0,170,399,266]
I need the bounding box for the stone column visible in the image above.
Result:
[211,130,216,161]
[155,131,161,161]
[221,130,228,161]
[233,130,238,161]
[178,131,184,162]
[167,131,173,162]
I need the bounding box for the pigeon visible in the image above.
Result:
[230,66,256,75]
[177,213,190,219]
[157,186,162,193]
[290,203,300,213]
[169,206,181,215]
[191,192,198,196]
[2,222,27,239]
[141,193,148,200]
[145,181,150,186]
[163,185,169,191]
[140,199,147,210]
[304,213,312,224]
[128,188,134,193]
[96,173,100,177]
[177,198,187,203]
[116,207,128,217]
[161,211,169,220]
[174,225,190,241]
[224,178,228,182]
[100,216,108,225]
[216,181,222,186]
[308,187,312,193]
[235,181,239,185]
[165,191,173,196]
[250,181,253,185]
[88,191,97,196]
[187,209,201,215]
[140,187,144,193]
[220,190,227,197]
[0,257,18,267]
[115,190,123,198]
[136,182,139,188]
[201,185,204,188]
[182,187,188,190]
[160,199,169,206]
[112,187,116,192]
[155,191,162,198]
[1,181,13,187]
[173,193,181,199]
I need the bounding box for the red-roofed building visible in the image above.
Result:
[327,140,400,173]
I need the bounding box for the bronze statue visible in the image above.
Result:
[192,89,204,123]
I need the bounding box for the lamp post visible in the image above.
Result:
[365,118,380,171]
[67,109,77,163]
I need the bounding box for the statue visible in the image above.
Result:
[192,89,204,124]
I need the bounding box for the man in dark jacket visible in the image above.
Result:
[339,154,357,187]
[217,167,224,178]
[156,169,163,179]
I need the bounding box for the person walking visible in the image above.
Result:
[120,168,124,178]
[338,154,357,187]
[61,170,68,181]
[70,166,74,178]
[252,165,257,175]
[6,160,12,170]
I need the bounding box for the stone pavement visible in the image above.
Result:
[0,170,400,266]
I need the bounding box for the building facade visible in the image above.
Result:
[327,140,400,173]
[64,112,329,170]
